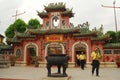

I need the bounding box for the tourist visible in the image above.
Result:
[91,47,102,76]
[79,51,86,70]
[76,53,80,67]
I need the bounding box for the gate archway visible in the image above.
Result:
[72,41,89,66]
[25,43,38,65]
[45,42,65,56]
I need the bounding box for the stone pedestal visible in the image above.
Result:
[42,76,71,80]
[48,73,67,77]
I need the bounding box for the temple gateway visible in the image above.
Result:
[6,3,120,67]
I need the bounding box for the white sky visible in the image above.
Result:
[0,0,120,37]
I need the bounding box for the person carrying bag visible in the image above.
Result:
[91,47,102,76]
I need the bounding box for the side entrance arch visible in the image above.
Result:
[72,41,88,67]
[25,43,38,66]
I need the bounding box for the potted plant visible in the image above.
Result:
[10,55,17,66]
[116,56,120,68]
[32,56,39,67]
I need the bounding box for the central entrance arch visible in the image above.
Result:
[45,42,65,56]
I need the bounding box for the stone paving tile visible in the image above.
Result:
[0,66,120,80]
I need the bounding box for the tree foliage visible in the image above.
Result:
[117,31,120,42]
[27,18,41,29]
[5,19,27,38]
[5,24,15,38]
[14,19,27,32]
[105,31,116,43]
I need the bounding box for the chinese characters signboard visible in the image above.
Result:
[46,35,63,42]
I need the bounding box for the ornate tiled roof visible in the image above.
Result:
[73,31,97,37]
[0,45,13,50]
[91,35,110,41]
[61,9,74,17]
[16,32,36,38]
[6,31,37,44]
[38,3,74,18]
[73,22,97,37]
[91,25,110,41]
[6,38,21,44]
[73,23,110,41]
[103,43,120,49]
[6,28,80,44]
[44,2,66,12]
[29,28,80,35]
[37,11,48,18]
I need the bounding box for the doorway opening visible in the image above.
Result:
[26,47,36,65]
[47,43,62,55]
[74,44,86,67]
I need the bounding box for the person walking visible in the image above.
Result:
[79,51,86,70]
[76,53,80,67]
[91,47,102,76]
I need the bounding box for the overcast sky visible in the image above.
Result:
[0,0,120,37]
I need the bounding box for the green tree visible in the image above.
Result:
[27,18,41,29]
[117,31,120,42]
[14,19,27,32]
[5,19,27,38]
[105,31,116,43]
[5,24,14,38]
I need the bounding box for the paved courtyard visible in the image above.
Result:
[0,66,120,80]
